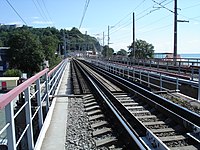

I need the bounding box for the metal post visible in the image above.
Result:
[133,68,135,81]
[167,61,169,71]
[150,60,152,68]
[198,69,200,101]
[45,73,49,112]
[24,87,34,150]
[176,77,179,92]
[148,71,150,87]
[5,102,16,150]
[160,73,162,91]
[63,31,67,58]
[191,66,194,81]
[140,70,142,84]
[108,25,110,47]
[128,68,129,79]
[133,12,135,52]
[103,32,104,46]
[178,61,181,74]
[173,0,177,65]
[36,79,43,129]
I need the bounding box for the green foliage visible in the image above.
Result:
[0,39,3,47]
[8,29,44,76]
[116,49,127,56]
[0,26,100,76]
[41,35,59,61]
[61,27,101,52]
[102,45,114,57]
[3,69,22,77]
[129,39,154,59]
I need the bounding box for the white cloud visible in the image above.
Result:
[32,20,53,25]
[32,16,40,19]
[6,21,23,26]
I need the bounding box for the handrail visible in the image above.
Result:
[0,68,49,109]
[48,60,65,77]
[0,58,67,149]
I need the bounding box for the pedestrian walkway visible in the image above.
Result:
[35,61,71,150]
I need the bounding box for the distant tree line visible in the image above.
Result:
[101,39,155,59]
[0,26,100,77]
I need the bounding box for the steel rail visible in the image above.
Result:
[75,59,150,150]
[80,59,200,149]
[86,60,200,126]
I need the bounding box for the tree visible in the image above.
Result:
[7,29,44,76]
[40,35,60,66]
[101,45,114,57]
[116,49,127,56]
[3,69,22,77]
[0,39,3,47]
[129,39,154,59]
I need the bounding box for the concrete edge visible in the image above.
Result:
[34,62,69,150]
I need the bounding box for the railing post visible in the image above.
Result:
[150,60,152,68]
[139,70,141,84]
[198,69,200,101]
[157,60,159,69]
[5,102,16,150]
[160,73,162,91]
[191,66,194,81]
[148,71,150,87]
[24,87,34,150]
[45,73,50,112]
[123,67,124,77]
[176,77,179,92]
[167,61,169,71]
[36,79,43,130]
[133,68,135,81]
[127,67,129,79]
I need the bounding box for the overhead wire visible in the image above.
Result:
[111,0,147,29]
[109,0,150,35]
[181,2,200,10]
[100,0,148,35]
[31,0,48,22]
[79,0,91,29]
[35,0,49,21]
[41,0,54,24]
[5,0,28,25]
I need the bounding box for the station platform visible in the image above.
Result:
[35,61,71,150]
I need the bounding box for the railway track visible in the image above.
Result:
[66,60,125,149]
[72,58,200,150]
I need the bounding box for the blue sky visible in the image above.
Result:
[0,0,200,54]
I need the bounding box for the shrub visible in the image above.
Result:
[3,69,22,77]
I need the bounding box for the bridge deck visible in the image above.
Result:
[37,62,71,150]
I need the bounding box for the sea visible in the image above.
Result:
[180,54,200,59]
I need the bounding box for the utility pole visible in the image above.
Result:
[108,25,110,47]
[173,0,177,63]
[133,12,136,59]
[103,32,104,46]
[173,0,189,64]
[85,31,88,51]
[63,31,67,58]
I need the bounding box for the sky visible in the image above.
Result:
[0,0,200,54]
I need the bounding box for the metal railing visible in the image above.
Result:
[89,59,200,101]
[0,59,67,150]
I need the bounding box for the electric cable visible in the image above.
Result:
[5,0,28,25]
[79,0,90,29]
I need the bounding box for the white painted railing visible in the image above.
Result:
[0,59,67,150]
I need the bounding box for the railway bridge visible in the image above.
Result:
[0,57,200,150]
